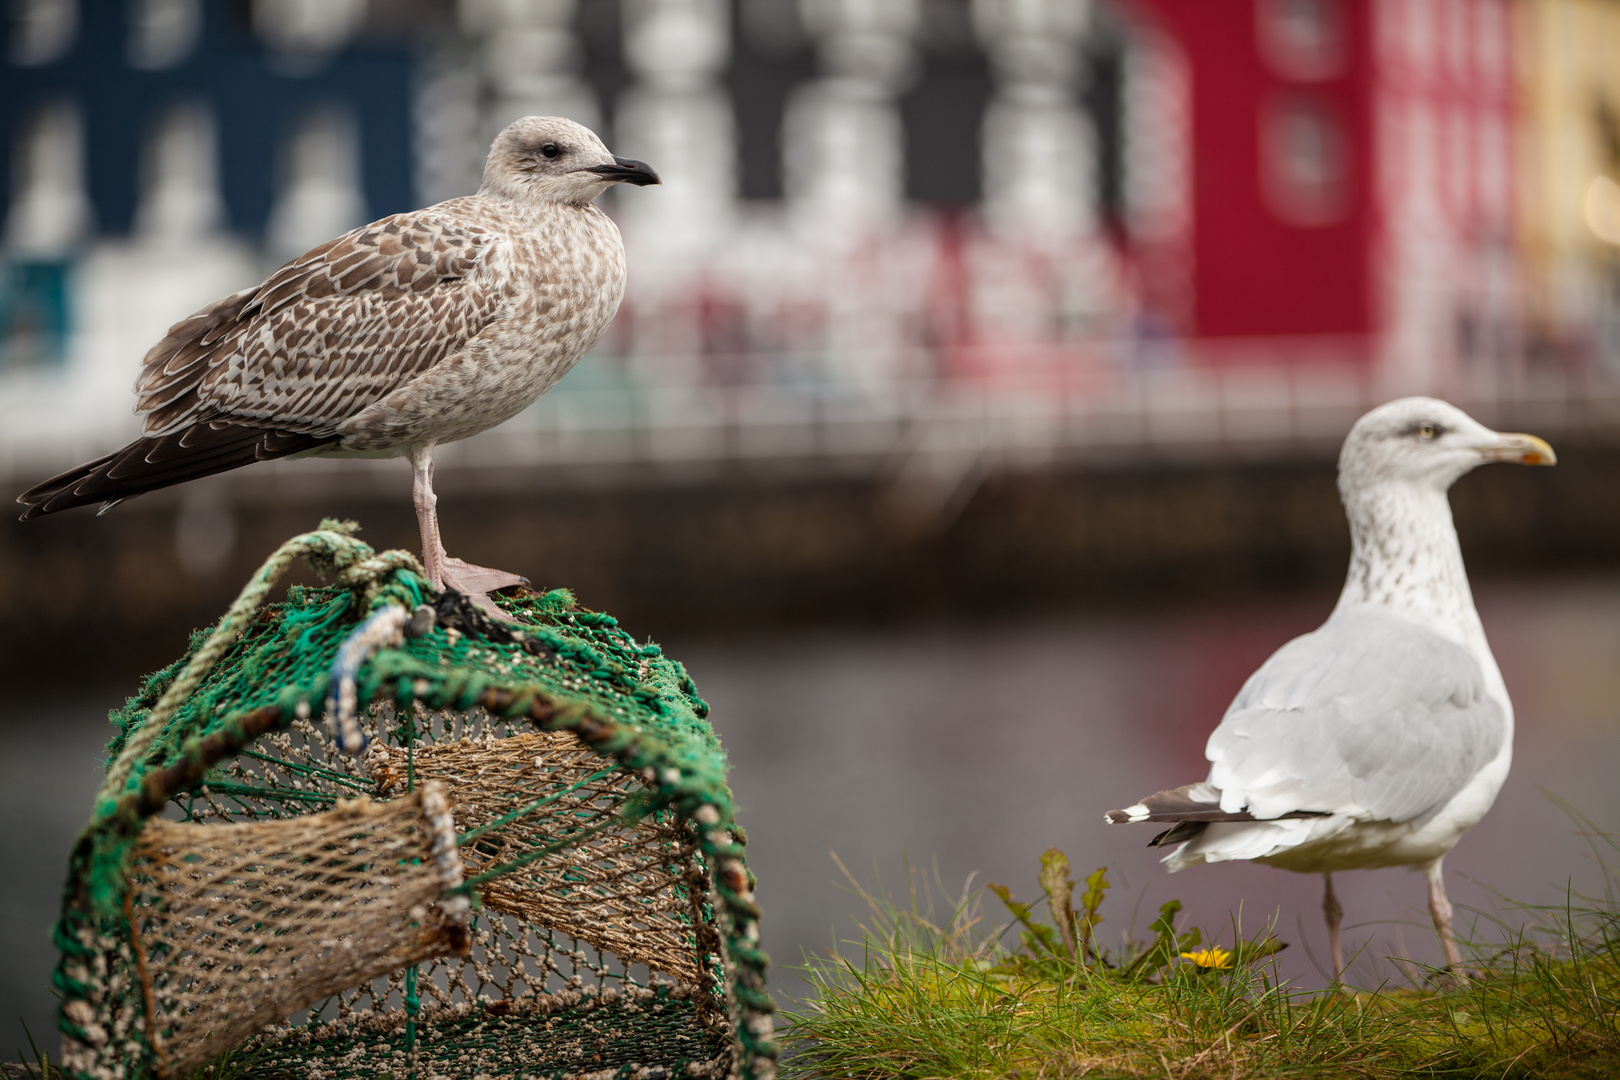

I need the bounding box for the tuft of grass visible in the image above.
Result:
[11,1018,264,1080]
[13,1020,56,1080]
[785,830,1620,1079]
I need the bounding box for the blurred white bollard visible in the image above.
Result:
[135,103,227,246]
[785,0,917,231]
[8,0,78,67]
[4,101,92,257]
[127,0,202,71]
[973,0,1093,237]
[617,0,736,248]
[253,0,366,72]
[460,0,599,136]
[268,107,368,261]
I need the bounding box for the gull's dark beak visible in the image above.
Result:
[1478,432,1556,466]
[580,157,661,186]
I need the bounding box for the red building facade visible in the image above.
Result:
[1129,0,1517,382]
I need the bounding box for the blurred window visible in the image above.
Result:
[732,0,816,199]
[127,0,201,71]
[741,0,807,55]
[9,0,77,66]
[900,3,991,209]
[1257,0,1344,82]
[1261,95,1347,225]
[0,261,71,371]
[1473,0,1508,88]
[1084,5,1131,233]
[1599,100,1620,175]
[1582,175,1620,247]
[253,0,365,71]
[1588,102,1620,247]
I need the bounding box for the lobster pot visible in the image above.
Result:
[69,787,468,1078]
[54,530,773,1080]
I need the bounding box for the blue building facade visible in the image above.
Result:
[0,1,419,369]
[1,1,416,238]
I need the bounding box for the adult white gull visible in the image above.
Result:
[1106,397,1555,978]
[17,116,658,606]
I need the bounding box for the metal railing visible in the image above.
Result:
[3,346,1617,505]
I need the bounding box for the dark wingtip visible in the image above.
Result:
[17,475,88,520]
[15,427,333,522]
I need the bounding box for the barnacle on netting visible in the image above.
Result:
[54,527,773,1080]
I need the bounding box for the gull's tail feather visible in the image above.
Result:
[1105,782,1236,825]
[1105,781,1330,842]
[1149,820,1210,849]
[17,423,335,519]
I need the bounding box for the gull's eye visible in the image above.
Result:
[541,143,561,160]
[1417,423,1438,441]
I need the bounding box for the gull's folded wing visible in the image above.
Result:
[1206,607,1506,827]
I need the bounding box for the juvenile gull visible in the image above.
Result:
[1106,398,1555,978]
[17,116,658,602]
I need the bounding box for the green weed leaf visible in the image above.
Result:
[1125,899,1190,979]
[1078,866,1109,959]
[1038,847,1078,961]
[988,882,1065,959]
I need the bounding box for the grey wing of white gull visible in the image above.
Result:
[1205,607,1506,827]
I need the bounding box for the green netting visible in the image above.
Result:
[52,522,774,1080]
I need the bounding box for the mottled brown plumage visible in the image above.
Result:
[19,116,658,600]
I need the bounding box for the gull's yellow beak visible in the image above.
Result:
[1479,432,1556,466]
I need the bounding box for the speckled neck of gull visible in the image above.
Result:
[1335,470,1491,665]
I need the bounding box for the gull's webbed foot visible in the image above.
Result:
[436,557,529,622]
[438,557,528,596]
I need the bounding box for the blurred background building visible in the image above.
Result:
[6,0,1620,508]
[7,0,1620,678]
[4,0,1620,1038]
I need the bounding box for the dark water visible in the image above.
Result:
[3,576,1618,1055]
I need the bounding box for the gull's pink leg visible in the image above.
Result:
[409,445,527,615]
[411,445,446,588]
[1323,872,1345,981]
[1425,859,1466,975]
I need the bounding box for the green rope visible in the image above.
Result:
[97,522,424,812]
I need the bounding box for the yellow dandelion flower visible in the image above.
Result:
[1180,947,1233,970]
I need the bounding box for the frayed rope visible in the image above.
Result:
[97,520,425,813]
